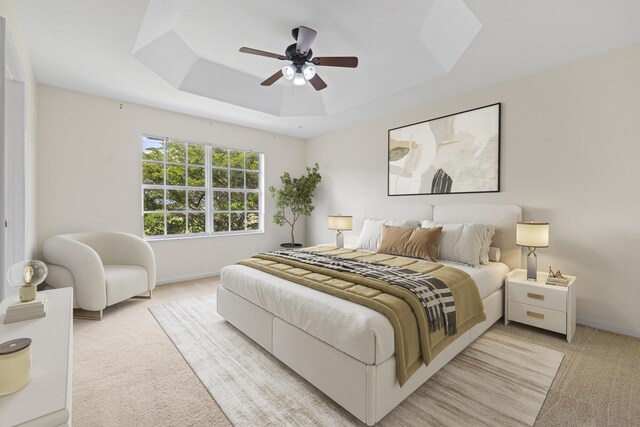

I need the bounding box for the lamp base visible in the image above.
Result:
[19,285,36,303]
[526,249,537,281]
[336,231,344,249]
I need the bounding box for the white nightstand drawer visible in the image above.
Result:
[508,281,566,312]
[508,301,567,334]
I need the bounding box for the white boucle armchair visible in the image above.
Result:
[42,232,156,320]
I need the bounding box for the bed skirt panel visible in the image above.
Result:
[217,286,503,425]
[217,287,274,352]
[273,317,372,421]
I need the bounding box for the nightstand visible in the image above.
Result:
[504,269,576,343]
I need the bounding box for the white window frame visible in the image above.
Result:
[141,135,264,240]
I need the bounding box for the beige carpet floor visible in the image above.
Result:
[72,279,231,427]
[73,278,640,426]
[150,294,564,426]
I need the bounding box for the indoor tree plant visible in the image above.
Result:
[269,164,322,247]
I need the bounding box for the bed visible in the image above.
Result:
[217,204,522,425]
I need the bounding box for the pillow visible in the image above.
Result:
[377,225,442,262]
[356,218,420,251]
[420,220,494,267]
[480,226,496,265]
[488,247,501,262]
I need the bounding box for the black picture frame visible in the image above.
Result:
[387,102,501,196]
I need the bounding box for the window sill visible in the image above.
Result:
[144,230,264,242]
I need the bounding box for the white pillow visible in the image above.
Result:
[488,247,501,262]
[480,226,496,265]
[356,218,420,251]
[420,220,494,267]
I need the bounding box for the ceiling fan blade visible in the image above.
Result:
[312,56,358,68]
[296,26,317,55]
[261,70,283,86]
[308,74,328,91]
[240,47,286,60]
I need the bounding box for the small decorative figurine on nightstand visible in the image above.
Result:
[546,266,570,286]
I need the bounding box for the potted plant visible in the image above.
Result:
[269,164,321,248]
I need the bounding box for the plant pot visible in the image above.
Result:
[280,243,303,249]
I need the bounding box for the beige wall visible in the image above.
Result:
[1,1,38,303]
[1,0,38,258]
[37,85,307,283]
[31,33,640,335]
[307,43,640,337]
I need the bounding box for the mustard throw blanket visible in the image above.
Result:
[238,246,486,386]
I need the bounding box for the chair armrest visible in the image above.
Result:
[42,235,106,311]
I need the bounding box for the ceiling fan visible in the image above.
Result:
[239,26,358,91]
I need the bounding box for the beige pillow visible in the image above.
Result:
[377,225,442,262]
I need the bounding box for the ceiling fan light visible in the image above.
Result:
[302,64,316,80]
[293,72,306,86]
[282,65,295,80]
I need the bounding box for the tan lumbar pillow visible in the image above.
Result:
[377,225,442,262]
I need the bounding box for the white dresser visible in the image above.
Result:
[504,269,576,343]
[0,288,73,426]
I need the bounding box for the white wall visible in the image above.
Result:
[37,85,307,283]
[307,43,640,337]
[0,0,38,300]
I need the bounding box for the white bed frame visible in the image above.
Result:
[217,204,522,425]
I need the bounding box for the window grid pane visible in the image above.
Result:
[142,136,262,238]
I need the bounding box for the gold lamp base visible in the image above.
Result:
[19,285,37,303]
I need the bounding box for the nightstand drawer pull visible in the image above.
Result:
[508,301,566,334]
[527,311,544,319]
[527,292,545,300]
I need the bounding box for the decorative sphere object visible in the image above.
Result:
[7,261,48,303]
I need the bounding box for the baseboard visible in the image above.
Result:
[156,272,220,286]
[577,317,640,339]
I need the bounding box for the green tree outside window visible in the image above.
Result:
[142,136,263,237]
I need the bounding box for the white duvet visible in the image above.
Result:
[220,261,508,366]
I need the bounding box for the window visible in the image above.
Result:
[142,136,263,238]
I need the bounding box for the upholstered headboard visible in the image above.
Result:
[433,204,523,270]
[362,204,433,222]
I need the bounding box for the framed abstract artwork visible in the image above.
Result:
[388,103,500,196]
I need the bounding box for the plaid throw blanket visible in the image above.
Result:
[270,249,457,336]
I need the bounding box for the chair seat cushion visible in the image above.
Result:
[104,265,149,306]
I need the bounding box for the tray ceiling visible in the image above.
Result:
[14,0,640,138]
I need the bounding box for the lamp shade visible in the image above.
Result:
[302,64,316,80]
[281,65,295,80]
[328,215,353,231]
[516,221,549,248]
[7,260,48,288]
[293,71,305,86]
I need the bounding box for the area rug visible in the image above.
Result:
[150,294,564,426]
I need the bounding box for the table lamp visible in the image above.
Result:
[328,215,352,248]
[7,260,48,302]
[516,221,549,281]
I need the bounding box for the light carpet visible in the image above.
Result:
[150,295,564,426]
